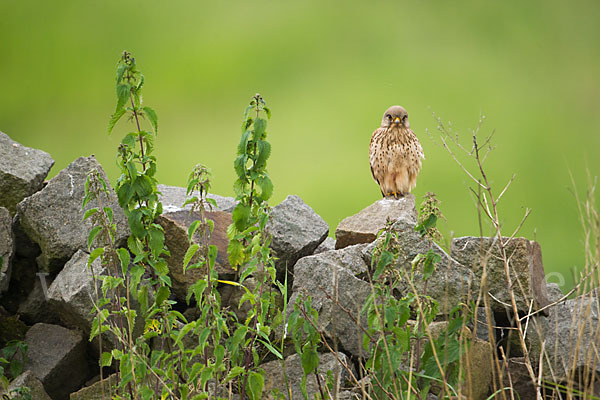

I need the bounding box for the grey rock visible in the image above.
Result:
[528,289,599,381]
[290,244,370,357]
[451,236,549,313]
[157,184,237,213]
[157,209,235,300]
[269,195,329,274]
[313,237,335,255]
[500,358,537,400]
[25,323,88,400]
[17,272,57,325]
[2,370,52,400]
[17,156,129,273]
[335,195,417,249]
[0,131,54,214]
[468,307,496,343]
[47,249,105,335]
[546,282,564,303]
[362,217,475,314]
[0,207,14,295]
[262,352,355,400]
[70,373,118,400]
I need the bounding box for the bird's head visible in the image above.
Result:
[381,105,410,129]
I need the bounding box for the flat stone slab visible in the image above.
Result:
[0,131,54,214]
[335,195,417,249]
[25,323,88,400]
[17,156,129,273]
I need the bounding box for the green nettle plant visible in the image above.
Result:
[363,194,468,399]
[225,93,285,399]
[0,340,30,400]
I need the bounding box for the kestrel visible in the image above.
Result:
[369,105,424,198]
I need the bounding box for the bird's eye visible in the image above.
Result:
[403,115,408,120]
[386,114,391,119]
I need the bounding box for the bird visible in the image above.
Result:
[369,105,424,199]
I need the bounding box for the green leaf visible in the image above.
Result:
[183,244,200,271]
[87,226,103,249]
[257,338,283,359]
[104,206,113,223]
[88,247,104,267]
[108,108,126,134]
[155,286,170,307]
[246,371,264,400]
[234,154,247,180]
[254,140,271,170]
[188,220,202,241]
[132,175,153,198]
[142,106,158,134]
[232,203,250,231]
[127,208,146,238]
[116,181,133,208]
[83,207,99,221]
[116,83,131,111]
[116,248,130,276]
[263,106,271,119]
[253,118,267,140]
[300,343,319,375]
[148,225,165,258]
[415,214,438,237]
[256,175,273,202]
[238,130,252,155]
[227,239,244,270]
[100,351,113,367]
[116,63,126,83]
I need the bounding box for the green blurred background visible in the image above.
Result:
[2,1,599,291]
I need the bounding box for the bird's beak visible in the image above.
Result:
[394,117,401,125]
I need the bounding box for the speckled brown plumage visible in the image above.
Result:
[369,105,424,198]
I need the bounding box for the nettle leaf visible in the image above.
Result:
[87,226,103,249]
[142,106,158,134]
[122,132,138,148]
[227,239,244,270]
[83,207,99,221]
[246,371,264,400]
[116,181,134,208]
[234,154,247,180]
[108,108,126,134]
[300,343,319,375]
[238,130,251,155]
[263,106,271,119]
[116,248,130,276]
[257,175,273,202]
[253,118,267,141]
[415,214,438,237]
[127,208,146,238]
[148,225,165,258]
[101,351,113,367]
[254,140,271,170]
[183,244,200,272]
[116,83,131,111]
[116,63,126,83]
[232,203,250,231]
[132,175,153,198]
[88,247,104,267]
[155,286,170,307]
